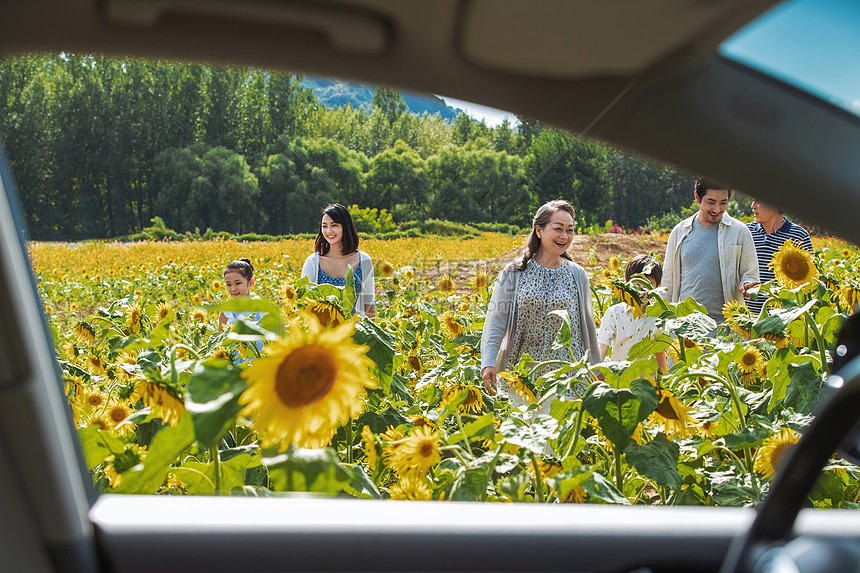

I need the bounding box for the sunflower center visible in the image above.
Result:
[276,344,339,408]
[419,441,434,458]
[770,442,793,472]
[781,253,809,281]
[742,353,756,366]
[110,408,127,422]
[656,396,681,420]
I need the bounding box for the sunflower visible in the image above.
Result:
[436,275,455,295]
[403,268,415,281]
[841,248,852,258]
[390,426,441,477]
[787,319,807,347]
[103,444,146,488]
[722,300,747,323]
[497,371,537,404]
[608,255,621,273]
[155,301,174,322]
[281,283,298,305]
[379,262,395,277]
[754,428,799,479]
[86,355,105,376]
[191,294,202,306]
[470,270,490,291]
[143,381,186,426]
[86,413,113,431]
[389,474,432,501]
[736,346,765,375]
[294,425,338,449]
[441,384,484,414]
[85,391,106,410]
[840,285,860,310]
[212,279,222,290]
[381,426,407,467]
[405,350,424,377]
[611,282,644,318]
[440,311,463,338]
[649,388,696,438]
[125,303,143,334]
[191,309,208,323]
[304,300,345,328]
[458,300,470,312]
[410,414,437,431]
[761,332,788,348]
[561,484,587,504]
[526,459,563,479]
[74,321,95,346]
[770,240,819,290]
[106,400,136,436]
[361,425,379,469]
[239,317,376,451]
[210,346,234,361]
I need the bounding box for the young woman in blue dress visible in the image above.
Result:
[301,203,376,318]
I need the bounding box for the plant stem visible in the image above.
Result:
[562,406,586,460]
[529,452,546,503]
[454,412,474,458]
[345,419,353,464]
[210,444,222,496]
[677,337,687,363]
[804,310,829,373]
[614,448,624,492]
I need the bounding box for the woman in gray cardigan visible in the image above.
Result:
[301,204,375,318]
[481,200,599,396]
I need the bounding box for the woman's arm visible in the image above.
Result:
[301,254,317,282]
[655,351,669,374]
[360,252,375,319]
[218,311,227,332]
[480,266,515,394]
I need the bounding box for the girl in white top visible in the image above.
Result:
[218,258,263,332]
[301,203,376,318]
[597,254,669,372]
[481,199,600,396]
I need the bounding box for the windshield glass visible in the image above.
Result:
[720,0,860,118]
[2,51,854,506]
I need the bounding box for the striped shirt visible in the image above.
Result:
[746,218,813,314]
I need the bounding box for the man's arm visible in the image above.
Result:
[738,225,760,290]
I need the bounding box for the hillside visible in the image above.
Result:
[301,76,461,120]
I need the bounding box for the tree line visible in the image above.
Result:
[0,54,695,240]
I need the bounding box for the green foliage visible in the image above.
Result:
[349,204,397,234]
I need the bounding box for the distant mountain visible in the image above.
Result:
[301,76,461,121]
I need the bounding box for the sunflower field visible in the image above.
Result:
[30,235,860,506]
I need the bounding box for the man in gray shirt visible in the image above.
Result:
[663,178,759,322]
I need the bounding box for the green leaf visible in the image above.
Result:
[354,319,395,392]
[623,433,682,489]
[545,465,594,501]
[110,322,173,353]
[448,413,495,445]
[665,312,717,340]
[173,452,260,495]
[785,362,825,414]
[77,426,126,469]
[264,446,351,493]
[723,427,771,450]
[342,264,357,315]
[449,466,490,501]
[627,333,673,360]
[185,362,247,448]
[115,414,195,494]
[582,472,631,505]
[343,463,381,499]
[549,309,571,350]
[499,414,558,455]
[582,379,658,450]
[208,297,282,336]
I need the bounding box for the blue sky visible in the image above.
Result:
[721,0,860,115]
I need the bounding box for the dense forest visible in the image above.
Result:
[0,54,696,240]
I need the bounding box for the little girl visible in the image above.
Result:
[218,258,262,332]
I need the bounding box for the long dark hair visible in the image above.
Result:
[314,203,359,256]
[516,199,576,271]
